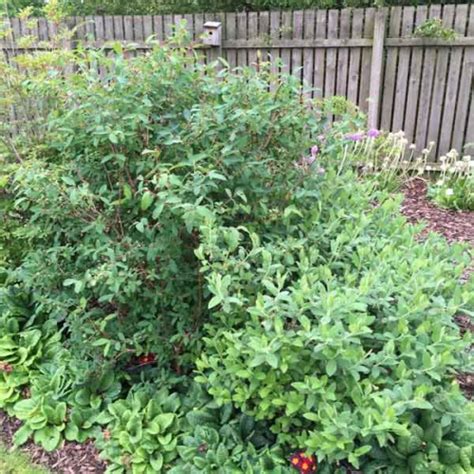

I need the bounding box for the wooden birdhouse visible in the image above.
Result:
[203,21,222,47]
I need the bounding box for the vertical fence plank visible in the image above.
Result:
[280,11,292,75]
[257,11,270,68]
[225,13,237,68]
[464,78,474,150]
[142,15,153,41]
[392,6,415,132]
[415,4,441,152]
[94,15,105,43]
[302,10,315,97]
[113,16,124,41]
[347,9,364,105]
[152,15,164,41]
[248,12,258,67]
[337,8,351,97]
[236,12,247,69]
[368,9,386,129]
[292,11,304,83]
[133,15,145,42]
[313,10,326,99]
[404,5,427,148]
[325,9,338,104]
[123,15,134,58]
[427,5,455,158]
[439,4,469,155]
[269,11,281,88]
[380,7,402,131]
[360,8,375,113]
[463,4,474,151]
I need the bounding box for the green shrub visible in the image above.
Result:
[4,0,462,17]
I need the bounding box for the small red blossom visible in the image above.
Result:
[138,353,156,365]
[0,361,13,373]
[289,451,317,473]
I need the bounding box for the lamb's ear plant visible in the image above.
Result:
[95,386,182,473]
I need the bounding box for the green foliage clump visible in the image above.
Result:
[1,0,463,17]
[0,23,472,474]
[95,387,181,473]
[427,151,473,211]
[415,18,457,41]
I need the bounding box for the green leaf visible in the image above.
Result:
[13,424,33,446]
[141,191,154,211]
[156,413,175,431]
[326,360,337,376]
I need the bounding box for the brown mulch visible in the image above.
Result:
[401,177,473,399]
[401,178,474,246]
[0,410,106,473]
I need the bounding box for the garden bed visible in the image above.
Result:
[0,178,471,474]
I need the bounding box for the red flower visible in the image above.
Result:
[0,361,13,373]
[138,353,156,365]
[289,451,317,473]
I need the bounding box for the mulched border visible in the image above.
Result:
[0,411,106,473]
[0,177,472,473]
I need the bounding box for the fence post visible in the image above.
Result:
[368,9,386,129]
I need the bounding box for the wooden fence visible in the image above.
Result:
[1,4,474,160]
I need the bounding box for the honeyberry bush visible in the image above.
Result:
[0,26,473,473]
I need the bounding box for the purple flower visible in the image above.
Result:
[346,132,365,142]
[302,155,316,166]
[317,166,325,175]
[367,128,381,139]
[311,145,319,157]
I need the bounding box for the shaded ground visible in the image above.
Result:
[0,412,106,474]
[0,440,49,474]
[0,177,472,473]
[401,178,474,246]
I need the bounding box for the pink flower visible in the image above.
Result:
[311,145,319,157]
[367,128,381,138]
[346,132,365,142]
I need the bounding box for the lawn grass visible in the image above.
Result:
[0,443,50,474]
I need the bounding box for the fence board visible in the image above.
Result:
[236,12,247,70]
[392,6,415,132]
[452,7,474,152]
[303,10,315,97]
[325,9,338,105]
[258,11,270,68]
[440,4,469,154]
[415,5,442,152]
[337,8,351,97]
[280,10,292,76]
[292,11,304,84]
[380,7,402,131]
[248,12,258,67]
[347,9,364,105]
[403,6,427,146]
[359,9,375,112]
[427,5,455,157]
[225,13,237,68]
